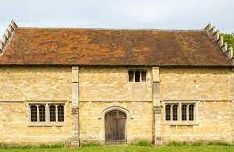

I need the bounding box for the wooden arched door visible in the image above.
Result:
[105,110,127,143]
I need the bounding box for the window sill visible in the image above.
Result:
[27,122,64,127]
[164,121,198,126]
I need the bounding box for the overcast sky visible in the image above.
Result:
[0,0,233,36]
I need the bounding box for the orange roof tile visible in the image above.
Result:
[0,27,232,66]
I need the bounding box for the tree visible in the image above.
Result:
[221,33,234,49]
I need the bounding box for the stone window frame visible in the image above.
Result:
[27,102,65,127]
[163,100,199,126]
[127,68,147,82]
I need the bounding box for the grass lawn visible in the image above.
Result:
[0,145,233,152]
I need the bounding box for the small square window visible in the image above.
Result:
[141,71,146,82]
[128,71,134,82]
[128,69,146,82]
[135,71,140,82]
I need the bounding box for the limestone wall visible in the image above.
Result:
[79,67,152,102]
[0,66,71,101]
[79,101,153,143]
[0,66,72,144]
[159,68,233,143]
[0,66,233,144]
[78,67,153,143]
[0,101,72,143]
[160,68,233,101]
[161,101,233,142]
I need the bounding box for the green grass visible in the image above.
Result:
[0,145,233,152]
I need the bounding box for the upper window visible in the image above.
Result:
[165,102,196,122]
[29,103,65,124]
[128,70,146,82]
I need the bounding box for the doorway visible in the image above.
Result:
[105,110,127,143]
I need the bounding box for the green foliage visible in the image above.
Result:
[167,141,232,146]
[0,141,233,152]
[81,141,101,147]
[0,145,234,152]
[0,143,67,149]
[167,141,188,146]
[207,141,232,146]
[221,33,234,49]
[131,140,152,146]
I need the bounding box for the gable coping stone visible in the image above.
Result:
[204,23,234,65]
[0,20,17,54]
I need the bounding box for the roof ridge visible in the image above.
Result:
[0,20,18,54]
[17,26,204,32]
[204,23,234,65]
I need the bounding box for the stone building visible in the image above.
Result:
[0,21,233,146]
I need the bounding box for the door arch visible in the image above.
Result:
[105,110,127,143]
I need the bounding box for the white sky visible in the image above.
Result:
[0,0,233,36]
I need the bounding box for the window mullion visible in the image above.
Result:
[140,71,142,82]
[56,105,58,122]
[133,71,135,82]
[194,104,196,122]
[170,105,173,121]
[46,103,49,123]
[186,104,189,121]
[36,105,39,122]
[176,104,178,121]
[28,104,31,122]
[179,103,181,122]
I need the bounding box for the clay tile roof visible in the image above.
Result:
[0,27,232,66]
